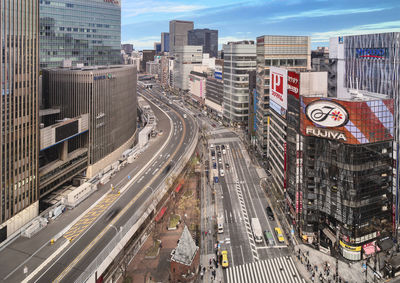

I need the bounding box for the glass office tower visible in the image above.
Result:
[39,0,121,68]
[0,0,39,242]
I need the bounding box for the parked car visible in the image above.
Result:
[213,162,217,169]
[218,158,222,164]
[225,163,230,169]
[216,145,220,151]
[220,169,224,176]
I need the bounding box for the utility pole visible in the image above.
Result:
[336,225,339,283]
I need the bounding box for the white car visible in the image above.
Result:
[226,144,230,150]
[210,144,214,149]
[218,158,222,164]
[222,149,226,154]
[220,169,224,176]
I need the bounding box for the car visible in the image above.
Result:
[226,144,230,150]
[275,227,285,243]
[217,152,221,157]
[264,230,274,245]
[225,163,230,169]
[221,144,225,150]
[222,149,226,154]
[183,114,187,118]
[266,206,274,220]
[212,155,215,161]
[213,162,217,169]
[221,250,229,268]
[211,150,215,156]
[210,144,214,149]
[218,158,222,164]
[220,169,224,176]
[216,145,220,151]
[212,124,216,128]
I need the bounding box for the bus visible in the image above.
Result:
[251,218,263,243]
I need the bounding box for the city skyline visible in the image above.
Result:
[122,0,400,50]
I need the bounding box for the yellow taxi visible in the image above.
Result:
[275,227,285,243]
[221,250,229,268]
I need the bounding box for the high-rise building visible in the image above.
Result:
[287,94,394,260]
[267,68,327,199]
[161,32,170,53]
[173,46,203,91]
[42,65,137,177]
[154,42,162,54]
[222,41,256,128]
[255,35,310,158]
[0,0,40,242]
[169,20,194,55]
[329,33,400,226]
[141,50,156,72]
[188,28,218,58]
[39,0,121,69]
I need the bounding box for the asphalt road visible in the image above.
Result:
[30,85,198,283]
[199,121,290,278]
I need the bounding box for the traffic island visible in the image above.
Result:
[144,240,162,259]
[168,214,181,231]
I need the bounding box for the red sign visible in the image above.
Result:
[288,71,300,99]
[257,37,264,44]
[272,72,283,99]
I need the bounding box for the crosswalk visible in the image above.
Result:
[226,256,305,283]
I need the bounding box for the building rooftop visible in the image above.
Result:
[171,225,199,266]
[44,65,135,73]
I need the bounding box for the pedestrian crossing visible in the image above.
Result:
[226,256,305,283]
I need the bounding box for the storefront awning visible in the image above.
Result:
[322,228,336,244]
[155,207,167,222]
[175,184,182,193]
[363,241,380,256]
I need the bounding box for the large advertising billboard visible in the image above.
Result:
[270,67,288,117]
[301,97,394,144]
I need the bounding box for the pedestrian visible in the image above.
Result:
[209,258,212,265]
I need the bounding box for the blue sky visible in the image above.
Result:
[121,0,400,50]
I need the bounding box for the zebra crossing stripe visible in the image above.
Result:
[226,257,306,283]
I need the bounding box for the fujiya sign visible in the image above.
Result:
[306,127,347,142]
[305,100,348,128]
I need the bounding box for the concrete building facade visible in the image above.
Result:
[0,0,40,242]
[42,65,137,177]
[255,35,311,158]
[222,41,256,128]
[173,46,203,91]
[169,20,194,55]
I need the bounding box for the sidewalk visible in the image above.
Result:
[293,244,377,283]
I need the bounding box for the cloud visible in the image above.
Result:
[122,36,160,50]
[122,1,205,17]
[269,7,389,22]
[311,20,400,43]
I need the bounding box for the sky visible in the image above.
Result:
[121,0,400,50]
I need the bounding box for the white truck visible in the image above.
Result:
[251,218,263,243]
[217,216,224,234]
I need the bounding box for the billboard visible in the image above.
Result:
[287,71,300,99]
[301,97,394,144]
[270,67,288,115]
